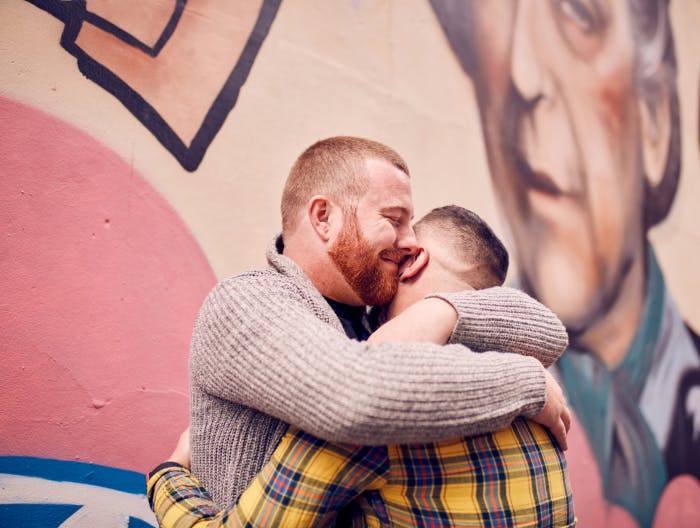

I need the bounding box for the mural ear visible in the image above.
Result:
[639,83,671,189]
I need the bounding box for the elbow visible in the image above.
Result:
[534,313,569,368]
[549,320,569,365]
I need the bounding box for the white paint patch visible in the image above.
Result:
[0,473,156,527]
[686,386,700,442]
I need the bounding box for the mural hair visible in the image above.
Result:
[629,0,682,228]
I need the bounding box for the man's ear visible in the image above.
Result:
[400,248,429,282]
[308,195,336,242]
[639,81,671,189]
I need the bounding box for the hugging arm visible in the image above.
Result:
[369,287,571,449]
[371,288,567,367]
[148,430,385,528]
[148,286,569,526]
[429,286,568,367]
[191,274,548,445]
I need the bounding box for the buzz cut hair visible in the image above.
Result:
[281,136,410,234]
[414,205,509,289]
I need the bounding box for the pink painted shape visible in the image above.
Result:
[0,97,216,472]
[565,414,638,527]
[653,475,700,527]
[565,414,700,526]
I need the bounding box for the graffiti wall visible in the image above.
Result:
[1,0,699,526]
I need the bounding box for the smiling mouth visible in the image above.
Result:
[379,253,404,277]
[380,250,403,265]
[513,150,566,197]
[380,258,400,276]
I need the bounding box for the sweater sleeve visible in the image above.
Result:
[147,431,388,528]
[428,287,569,368]
[190,274,547,445]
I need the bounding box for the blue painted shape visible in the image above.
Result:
[129,517,156,528]
[0,456,145,494]
[0,504,81,527]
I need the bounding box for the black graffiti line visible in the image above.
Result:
[24,0,282,172]
[83,0,187,57]
[182,0,282,171]
[25,0,185,55]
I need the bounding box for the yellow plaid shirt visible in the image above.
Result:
[148,418,575,527]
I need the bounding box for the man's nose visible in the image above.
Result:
[397,225,419,256]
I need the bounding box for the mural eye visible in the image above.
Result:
[552,0,605,59]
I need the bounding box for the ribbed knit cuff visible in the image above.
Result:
[426,290,492,348]
[427,288,568,366]
[518,362,548,418]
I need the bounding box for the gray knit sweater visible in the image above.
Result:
[190,235,568,506]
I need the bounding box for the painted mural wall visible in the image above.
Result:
[1,1,698,526]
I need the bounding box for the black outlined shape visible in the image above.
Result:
[25,0,281,171]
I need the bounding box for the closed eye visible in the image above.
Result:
[551,0,605,59]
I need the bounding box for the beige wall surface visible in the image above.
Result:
[2,0,498,279]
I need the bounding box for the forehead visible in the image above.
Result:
[359,158,414,214]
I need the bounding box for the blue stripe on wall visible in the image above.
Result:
[0,504,82,527]
[0,456,145,494]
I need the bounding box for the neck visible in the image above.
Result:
[573,252,646,369]
[390,268,470,320]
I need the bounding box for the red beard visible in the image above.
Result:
[328,214,400,306]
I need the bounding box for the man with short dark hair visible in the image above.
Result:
[148,205,575,527]
[385,205,510,322]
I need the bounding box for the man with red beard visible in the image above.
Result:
[162,137,570,508]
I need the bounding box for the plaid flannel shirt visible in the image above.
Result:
[148,418,575,527]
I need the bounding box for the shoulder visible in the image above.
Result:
[195,266,331,330]
[206,268,307,306]
[664,322,700,479]
[685,322,700,356]
[666,365,700,480]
